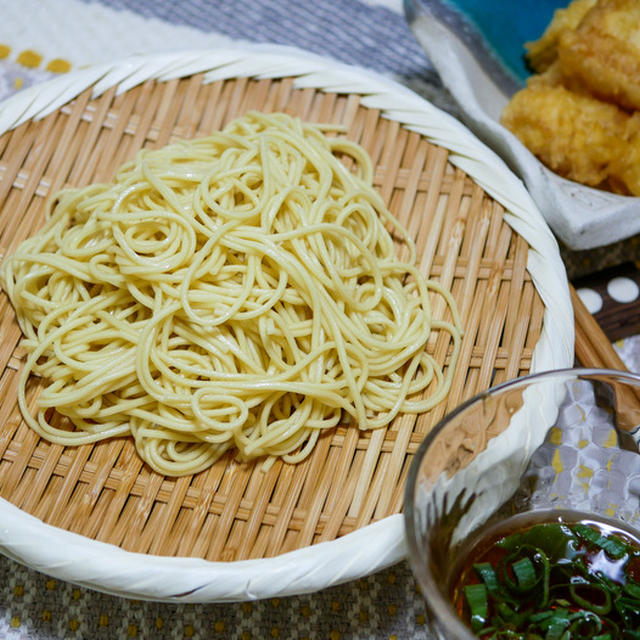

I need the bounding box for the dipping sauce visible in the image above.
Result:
[451,512,640,639]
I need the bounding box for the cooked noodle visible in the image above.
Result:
[0,111,462,476]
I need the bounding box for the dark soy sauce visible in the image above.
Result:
[450,510,640,639]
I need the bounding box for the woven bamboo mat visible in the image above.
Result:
[0,74,545,562]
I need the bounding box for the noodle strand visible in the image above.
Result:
[1,111,463,476]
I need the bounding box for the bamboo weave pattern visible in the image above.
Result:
[0,75,544,561]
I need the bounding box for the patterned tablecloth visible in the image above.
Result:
[0,1,637,638]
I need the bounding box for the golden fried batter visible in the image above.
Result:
[611,113,640,194]
[501,83,636,193]
[525,0,596,72]
[557,0,640,111]
[501,0,640,197]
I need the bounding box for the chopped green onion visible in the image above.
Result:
[623,581,640,598]
[463,583,488,632]
[567,610,602,635]
[454,521,640,638]
[573,524,629,559]
[541,608,570,639]
[498,524,578,562]
[512,557,537,590]
[496,601,516,620]
[474,562,500,593]
[614,596,640,627]
[569,581,611,615]
[530,610,556,623]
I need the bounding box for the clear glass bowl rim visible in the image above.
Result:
[403,366,640,639]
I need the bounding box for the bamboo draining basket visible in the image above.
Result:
[0,47,573,601]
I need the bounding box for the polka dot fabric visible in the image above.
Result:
[0,558,431,640]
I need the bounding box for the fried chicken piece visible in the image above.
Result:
[556,0,640,111]
[501,82,640,194]
[526,59,591,95]
[501,0,640,197]
[525,0,596,72]
[611,112,640,194]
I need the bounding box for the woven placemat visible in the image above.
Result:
[0,48,573,601]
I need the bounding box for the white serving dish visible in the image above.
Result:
[405,0,640,250]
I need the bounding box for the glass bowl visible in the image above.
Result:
[404,367,640,639]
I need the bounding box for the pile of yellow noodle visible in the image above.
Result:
[0,111,462,476]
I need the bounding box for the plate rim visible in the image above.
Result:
[0,44,574,602]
